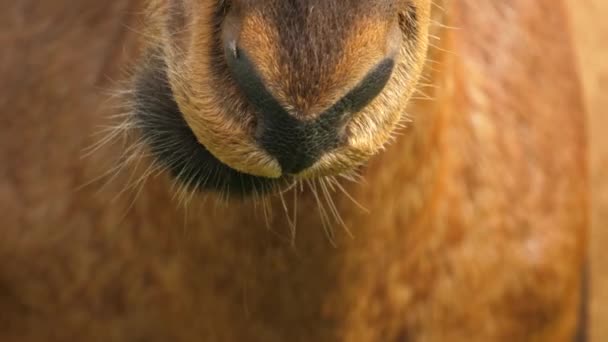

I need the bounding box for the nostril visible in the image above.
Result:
[335,58,395,115]
[224,47,278,115]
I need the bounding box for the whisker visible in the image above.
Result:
[307,179,336,246]
[328,176,369,214]
[292,182,300,246]
[320,177,352,239]
[278,188,297,244]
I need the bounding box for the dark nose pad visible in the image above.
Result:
[256,113,338,175]
[225,44,395,175]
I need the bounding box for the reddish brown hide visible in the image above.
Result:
[0,1,589,341]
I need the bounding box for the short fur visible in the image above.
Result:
[0,0,588,341]
[144,0,430,182]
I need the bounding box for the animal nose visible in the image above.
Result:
[225,45,395,175]
[258,111,336,175]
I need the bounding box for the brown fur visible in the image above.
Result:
[0,0,588,341]
[150,0,430,178]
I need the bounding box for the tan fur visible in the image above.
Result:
[0,0,588,341]
[566,1,608,341]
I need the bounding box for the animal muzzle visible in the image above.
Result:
[226,45,395,176]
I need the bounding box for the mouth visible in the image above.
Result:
[132,53,292,196]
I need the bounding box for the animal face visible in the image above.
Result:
[133,0,431,195]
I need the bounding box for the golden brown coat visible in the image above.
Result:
[0,0,588,341]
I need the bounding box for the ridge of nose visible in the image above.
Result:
[225,46,394,175]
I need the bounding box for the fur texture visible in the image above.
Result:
[0,0,587,341]
[145,0,431,182]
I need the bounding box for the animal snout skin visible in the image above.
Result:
[225,45,395,175]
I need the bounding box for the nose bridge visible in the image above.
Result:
[272,8,353,116]
[236,1,393,118]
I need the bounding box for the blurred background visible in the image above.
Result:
[567,1,608,341]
